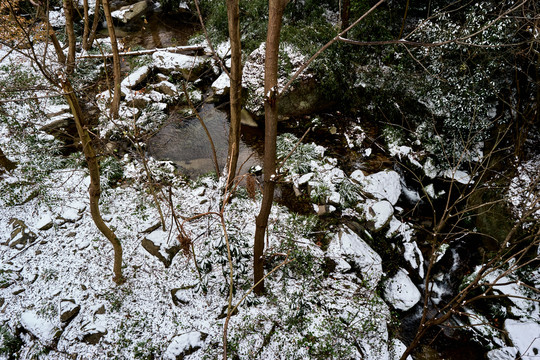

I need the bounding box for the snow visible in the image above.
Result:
[441,169,473,184]
[365,200,394,230]
[359,170,402,205]
[163,332,204,360]
[504,320,540,360]
[211,72,230,96]
[330,226,383,288]
[152,51,207,73]
[20,311,60,346]
[383,269,421,311]
[121,65,151,89]
[486,347,519,360]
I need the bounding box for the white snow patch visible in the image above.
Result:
[383,269,421,311]
[504,320,540,360]
[20,311,60,346]
[164,332,204,359]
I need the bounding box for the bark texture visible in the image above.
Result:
[62,0,76,74]
[253,0,289,295]
[102,0,122,119]
[62,80,124,284]
[225,0,242,187]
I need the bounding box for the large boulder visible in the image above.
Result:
[152,52,211,81]
[504,320,540,360]
[328,226,383,288]
[383,269,421,311]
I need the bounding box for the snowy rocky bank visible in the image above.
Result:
[1,30,539,360]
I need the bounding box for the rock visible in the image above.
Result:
[152,51,211,81]
[140,220,162,234]
[121,65,151,89]
[40,115,72,134]
[141,229,181,267]
[60,299,80,324]
[240,109,258,127]
[365,200,394,231]
[358,170,402,205]
[504,319,540,360]
[278,77,334,118]
[80,323,107,345]
[152,81,178,97]
[210,71,230,96]
[329,226,383,288]
[34,213,53,231]
[5,218,37,250]
[171,288,192,306]
[111,0,148,23]
[20,311,62,347]
[486,347,519,360]
[383,269,421,311]
[12,286,24,295]
[389,339,413,360]
[164,332,207,360]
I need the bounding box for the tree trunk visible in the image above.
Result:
[0,146,16,171]
[102,0,122,119]
[86,0,102,51]
[61,80,124,284]
[341,0,350,33]
[47,24,66,65]
[225,0,242,187]
[62,0,76,74]
[253,0,288,295]
[81,0,90,51]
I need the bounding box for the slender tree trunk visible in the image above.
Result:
[253,0,288,295]
[62,0,76,74]
[102,0,122,119]
[86,0,102,50]
[225,0,242,187]
[81,0,90,51]
[0,146,17,171]
[47,24,66,64]
[61,80,124,284]
[341,0,350,33]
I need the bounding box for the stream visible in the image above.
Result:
[116,7,499,360]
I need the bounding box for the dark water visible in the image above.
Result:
[147,104,263,178]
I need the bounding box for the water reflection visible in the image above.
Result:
[147,104,262,178]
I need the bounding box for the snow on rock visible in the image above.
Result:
[152,52,210,81]
[389,339,413,360]
[20,311,62,346]
[211,71,230,96]
[357,170,402,205]
[383,269,421,311]
[141,229,182,268]
[329,226,383,287]
[60,299,80,324]
[486,347,519,360]
[403,241,424,278]
[111,0,148,23]
[365,200,394,231]
[504,319,540,360]
[33,212,53,231]
[164,331,206,360]
[121,65,151,89]
[441,169,473,184]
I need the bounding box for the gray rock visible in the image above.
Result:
[383,269,421,311]
[81,326,107,345]
[141,229,181,267]
[60,299,80,324]
[171,287,192,306]
[5,218,37,250]
[111,0,148,23]
[152,51,211,81]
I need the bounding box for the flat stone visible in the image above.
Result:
[60,299,80,324]
[164,332,207,360]
[141,229,181,267]
[20,311,62,347]
[111,0,148,23]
